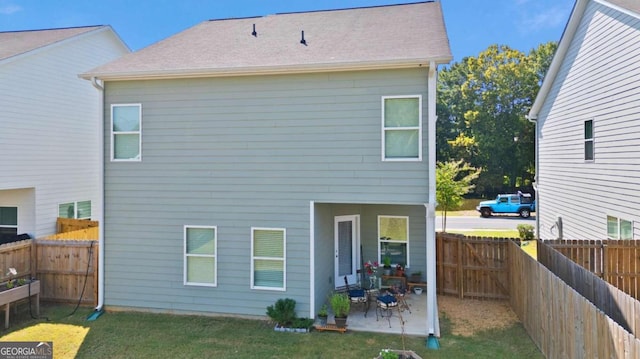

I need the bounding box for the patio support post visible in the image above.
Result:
[426,61,440,338]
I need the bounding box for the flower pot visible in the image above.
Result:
[383,267,392,276]
[317,315,328,326]
[413,287,423,295]
[334,316,348,329]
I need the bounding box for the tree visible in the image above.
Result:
[437,42,557,196]
[436,160,481,232]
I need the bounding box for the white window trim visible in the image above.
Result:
[607,216,633,240]
[377,215,410,268]
[58,201,92,220]
[381,95,423,162]
[251,227,286,291]
[584,119,594,162]
[184,225,218,287]
[111,103,142,162]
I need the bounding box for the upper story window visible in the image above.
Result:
[184,226,217,286]
[251,227,286,291]
[111,104,142,161]
[382,96,422,161]
[58,201,92,220]
[584,119,594,161]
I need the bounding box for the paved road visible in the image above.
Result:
[436,214,535,231]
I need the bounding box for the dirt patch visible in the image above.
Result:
[438,295,519,337]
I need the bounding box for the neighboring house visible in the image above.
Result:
[82,2,451,335]
[528,0,640,240]
[0,26,129,242]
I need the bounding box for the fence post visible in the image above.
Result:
[457,235,464,299]
[30,239,37,280]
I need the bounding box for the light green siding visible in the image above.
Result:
[103,68,429,316]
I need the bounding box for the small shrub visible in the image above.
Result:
[292,317,314,329]
[266,298,297,326]
[330,292,350,318]
[517,224,534,240]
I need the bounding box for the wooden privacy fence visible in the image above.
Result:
[511,240,640,358]
[543,239,640,300]
[0,238,98,306]
[436,232,517,300]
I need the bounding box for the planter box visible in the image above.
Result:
[376,350,422,359]
[273,324,310,333]
[0,280,40,328]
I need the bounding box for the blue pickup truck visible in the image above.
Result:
[476,192,536,218]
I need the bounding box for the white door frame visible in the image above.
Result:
[334,215,360,288]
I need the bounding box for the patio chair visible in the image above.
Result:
[343,276,369,317]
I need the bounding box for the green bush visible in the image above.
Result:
[517,224,535,240]
[330,292,350,318]
[266,298,297,326]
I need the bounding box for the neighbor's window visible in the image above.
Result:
[0,207,18,242]
[378,216,409,267]
[58,201,92,219]
[382,96,422,161]
[251,228,286,290]
[111,104,142,161]
[584,119,594,161]
[607,216,633,240]
[184,226,217,286]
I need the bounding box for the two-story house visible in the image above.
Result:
[83,2,451,335]
[0,26,129,243]
[528,0,640,240]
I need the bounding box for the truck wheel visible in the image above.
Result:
[480,208,491,218]
[519,208,531,218]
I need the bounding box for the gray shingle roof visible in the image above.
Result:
[84,1,451,80]
[0,26,105,62]
[607,0,640,14]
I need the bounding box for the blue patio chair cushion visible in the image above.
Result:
[377,294,397,304]
[349,289,365,298]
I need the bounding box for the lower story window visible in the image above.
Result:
[184,226,217,286]
[607,216,633,240]
[378,216,409,267]
[0,207,18,242]
[252,227,286,291]
[58,201,92,219]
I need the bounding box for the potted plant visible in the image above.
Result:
[382,253,392,276]
[395,263,405,277]
[330,292,350,328]
[317,304,328,326]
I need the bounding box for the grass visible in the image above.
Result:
[1,303,543,359]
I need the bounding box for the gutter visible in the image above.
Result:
[526,114,540,240]
[90,77,106,315]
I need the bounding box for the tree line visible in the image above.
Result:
[436,42,557,199]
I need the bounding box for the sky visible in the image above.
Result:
[0,0,575,63]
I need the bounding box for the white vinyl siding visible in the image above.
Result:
[184,226,217,286]
[251,227,286,291]
[111,104,142,161]
[584,119,594,161]
[535,1,640,239]
[58,200,91,219]
[378,215,409,267]
[382,95,422,161]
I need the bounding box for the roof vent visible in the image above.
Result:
[252,24,257,37]
[300,30,307,46]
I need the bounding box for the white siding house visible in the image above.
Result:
[0,26,129,241]
[528,0,640,240]
[83,2,451,336]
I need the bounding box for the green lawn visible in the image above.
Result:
[1,304,542,359]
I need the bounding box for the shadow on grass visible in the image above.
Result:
[0,304,543,359]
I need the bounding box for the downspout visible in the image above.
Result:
[90,77,106,315]
[426,61,440,340]
[526,114,540,239]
